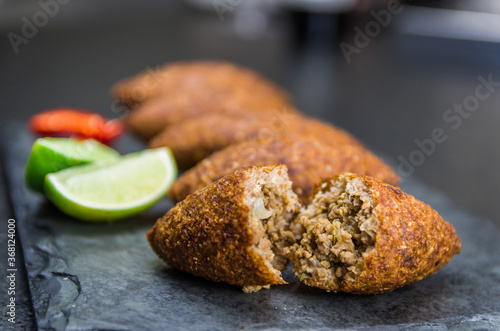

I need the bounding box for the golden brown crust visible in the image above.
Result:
[150,113,365,169]
[306,173,461,294]
[125,88,293,140]
[169,135,400,203]
[111,60,293,140]
[111,60,290,106]
[147,166,289,289]
[111,61,220,105]
[123,89,227,140]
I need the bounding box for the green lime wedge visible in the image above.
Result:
[25,137,120,193]
[43,148,177,222]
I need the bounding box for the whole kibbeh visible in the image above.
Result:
[169,134,400,203]
[110,60,293,140]
[150,113,365,170]
[123,89,295,140]
[111,60,291,106]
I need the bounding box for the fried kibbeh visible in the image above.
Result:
[147,165,301,292]
[150,113,365,169]
[285,172,461,294]
[111,60,290,106]
[124,88,294,140]
[169,135,400,203]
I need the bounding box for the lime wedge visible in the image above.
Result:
[25,137,120,193]
[43,148,177,222]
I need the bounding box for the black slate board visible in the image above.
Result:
[3,121,500,330]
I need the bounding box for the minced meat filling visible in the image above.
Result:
[243,170,300,293]
[285,179,380,291]
[244,171,380,292]
[257,185,297,270]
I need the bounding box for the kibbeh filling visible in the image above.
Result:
[285,176,380,291]
[243,167,300,292]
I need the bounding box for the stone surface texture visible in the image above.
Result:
[2,123,500,330]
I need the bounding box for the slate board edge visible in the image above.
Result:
[2,123,41,329]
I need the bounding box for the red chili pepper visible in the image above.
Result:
[29,108,124,144]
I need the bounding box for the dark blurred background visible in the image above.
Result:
[2,0,499,224]
[1,0,500,328]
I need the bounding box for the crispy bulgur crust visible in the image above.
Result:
[147,165,300,292]
[110,60,292,139]
[150,113,365,169]
[288,172,461,294]
[111,60,290,106]
[169,135,400,203]
[125,90,294,140]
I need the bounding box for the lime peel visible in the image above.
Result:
[44,148,177,222]
[25,137,119,193]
